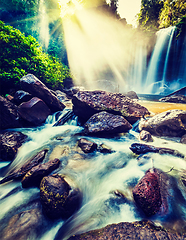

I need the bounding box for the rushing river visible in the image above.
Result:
[0,102,186,240]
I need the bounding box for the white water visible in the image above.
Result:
[0,112,186,239]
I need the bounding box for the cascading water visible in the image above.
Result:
[144,26,176,94]
[0,111,186,240]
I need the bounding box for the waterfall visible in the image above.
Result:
[145,26,176,94]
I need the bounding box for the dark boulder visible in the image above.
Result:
[139,109,186,137]
[0,131,28,162]
[67,220,185,240]
[84,111,132,135]
[0,96,21,130]
[130,143,185,158]
[20,74,65,112]
[14,90,32,105]
[18,97,51,126]
[1,209,43,240]
[21,158,60,188]
[159,95,186,103]
[78,138,97,153]
[97,143,112,153]
[40,174,82,219]
[72,90,150,124]
[133,168,162,216]
[0,149,48,185]
[139,130,153,142]
[180,134,186,144]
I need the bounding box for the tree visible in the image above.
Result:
[159,0,186,28]
[0,21,72,96]
[137,0,164,31]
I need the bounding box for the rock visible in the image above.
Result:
[1,209,43,240]
[5,94,14,102]
[18,97,51,126]
[20,74,65,112]
[14,90,32,105]
[0,96,21,130]
[159,95,186,103]
[0,131,28,161]
[97,144,112,153]
[78,138,97,153]
[133,168,171,217]
[40,174,82,219]
[72,90,150,124]
[130,143,185,158]
[67,220,185,240]
[21,158,60,188]
[125,91,139,99]
[84,111,132,135]
[180,134,186,144]
[0,149,48,185]
[139,109,186,137]
[180,170,186,187]
[53,110,75,126]
[133,168,162,216]
[139,130,153,142]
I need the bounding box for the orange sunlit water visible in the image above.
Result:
[139,100,186,115]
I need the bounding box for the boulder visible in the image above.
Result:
[133,168,162,216]
[14,90,32,105]
[180,134,186,144]
[67,220,185,240]
[139,130,153,142]
[20,74,65,112]
[0,96,21,130]
[18,97,51,126]
[0,131,28,161]
[133,168,171,217]
[97,143,112,154]
[78,138,97,153]
[130,143,185,158]
[84,111,132,135]
[1,209,43,240]
[21,158,60,188]
[40,174,82,219]
[0,149,48,185]
[139,109,186,137]
[125,91,139,99]
[159,95,186,103]
[72,90,150,124]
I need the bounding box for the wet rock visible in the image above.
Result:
[67,220,185,240]
[0,96,21,130]
[40,174,82,219]
[159,94,186,103]
[180,170,186,187]
[97,143,112,153]
[14,90,32,105]
[84,111,132,135]
[53,110,75,126]
[1,208,43,240]
[18,97,51,126]
[139,109,186,137]
[21,158,60,188]
[72,90,150,124]
[0,131,28,161]
[133,168,162,216]
[130,143,185,158]
[20,74,65,112]
[0,149,48,185]
[78,138,97,153]
[180,134,186,144]
[139,130,153,142]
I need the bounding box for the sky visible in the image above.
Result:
[117,0,141,26]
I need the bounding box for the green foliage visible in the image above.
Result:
[159,0,186,28]
[0,21,72,95]
[137,0,164,32]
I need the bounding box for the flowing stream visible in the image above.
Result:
[0,103,186,239]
